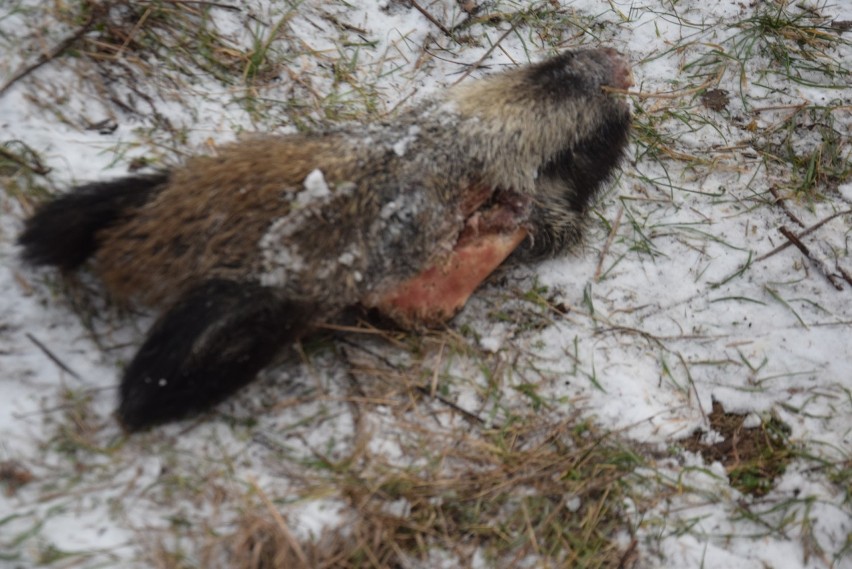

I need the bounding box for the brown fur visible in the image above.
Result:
[96,136,349,305]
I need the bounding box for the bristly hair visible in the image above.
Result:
[117,279,317,430]
[18,173,169,270]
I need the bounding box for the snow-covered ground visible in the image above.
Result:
[1,1,850,567]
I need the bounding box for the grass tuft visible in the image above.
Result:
[686,0,851,90]
[216,418,642,569]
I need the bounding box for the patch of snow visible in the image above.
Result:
[392,125,420,157]
[297,169,332,207]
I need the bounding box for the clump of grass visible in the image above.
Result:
[757,104,852,197]
[47,386,118,462]
[0,140,53,210]
[214,418,643,569]
[67,1,246,84]
[220,512,315,569]
[628,99,722,175]
[686,0,851,90]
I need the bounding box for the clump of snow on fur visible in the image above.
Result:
[296,169,331,207]
[392,125,420,157]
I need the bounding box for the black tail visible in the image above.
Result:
[117,279,317,431]
[18,173,169,270]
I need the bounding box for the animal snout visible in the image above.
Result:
[600,48,634,90]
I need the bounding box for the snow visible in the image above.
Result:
[1,0,850,568]
[298,169,332,206]
[392,125,421,157]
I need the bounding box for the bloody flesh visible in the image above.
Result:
[370,189,531,327]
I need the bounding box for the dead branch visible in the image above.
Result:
[753,209,852,264]
[26,333,82,380]
[0,8,100,98]
[778,226,843,290]
[410,0,457,41]
[768,186,805,227]
[452,23,517,85]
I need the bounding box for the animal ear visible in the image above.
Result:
[117,279,316,431]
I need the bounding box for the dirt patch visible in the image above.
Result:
[683,401,793,497]
[0,460,34,496]
[700,88,729,112]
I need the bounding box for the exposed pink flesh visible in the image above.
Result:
[372,226,527,328]
[603,48,634,89]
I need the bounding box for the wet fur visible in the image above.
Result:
[19,49,632,430]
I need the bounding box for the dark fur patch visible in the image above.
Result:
[517,110,631,259]
[542,111,632,214]
[528,52,582,95]
[18,173,169,270]
[117,279,316,431]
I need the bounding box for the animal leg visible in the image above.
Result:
[117,279,316,430]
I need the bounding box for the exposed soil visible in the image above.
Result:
[683,401,793,497]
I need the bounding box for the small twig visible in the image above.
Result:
[778,226,843,290]
[836,266,852,288]
[414,385,491,427]
[751,103,809,113]
[248,476,310,567]
[410,0,456,42]
[317,322,388,335]
[602,71,722,100]
[114,6,153,60]
[148,0,241,10]
[778,225,809,253]
[768,186,805,227]
[0,11,99,97]
[452,23,517,85]
[0,145,51,176]
[595,206,623,281]
[26,333,81,380]
[430,341,444,398]
[753,209,852,263]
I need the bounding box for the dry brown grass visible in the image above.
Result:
[209,417,642,568]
